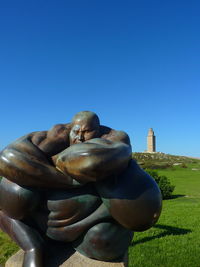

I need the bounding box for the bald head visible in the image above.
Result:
[72,111,100,126]
[70,111,100,145]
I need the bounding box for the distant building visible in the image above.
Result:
[147,128,156,153]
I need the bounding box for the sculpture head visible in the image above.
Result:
[69,111,100,145]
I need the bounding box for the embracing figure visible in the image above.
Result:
[0,111,162,267]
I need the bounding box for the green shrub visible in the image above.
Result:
[181,163,187,168]
[145,169,175,199]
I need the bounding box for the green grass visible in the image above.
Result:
[128,161,200,267]
[0,231,19,264]
[0,158,200,266]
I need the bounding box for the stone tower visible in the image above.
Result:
[147,128,156,153]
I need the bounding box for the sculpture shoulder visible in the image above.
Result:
[31,124,71,146]
[100,126,131,146]
[31,131,48,146]
[47,123,71,140]
[31,123,71,156]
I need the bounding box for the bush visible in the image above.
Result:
[180,163,187,168]
[145,169,175,199]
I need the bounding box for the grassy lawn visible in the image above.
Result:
[0,158,200,266]
[129,162,200,267]
[0,230,19,265]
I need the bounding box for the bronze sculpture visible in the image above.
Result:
[0,111,162,267]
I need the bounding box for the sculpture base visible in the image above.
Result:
[5,243,128,267]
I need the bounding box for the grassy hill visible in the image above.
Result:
[133,152,200,170]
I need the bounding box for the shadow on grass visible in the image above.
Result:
[131,224,192,246]
[170,194,185,199]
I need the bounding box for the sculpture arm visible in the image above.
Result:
[95,160,162,231]
[0,133,77,188]
[55,138,132,183]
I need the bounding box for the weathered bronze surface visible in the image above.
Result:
[0,111,162,267]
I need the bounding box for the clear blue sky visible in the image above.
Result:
[0,0,199,157]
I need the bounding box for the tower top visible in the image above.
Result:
[148,128,154,136]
